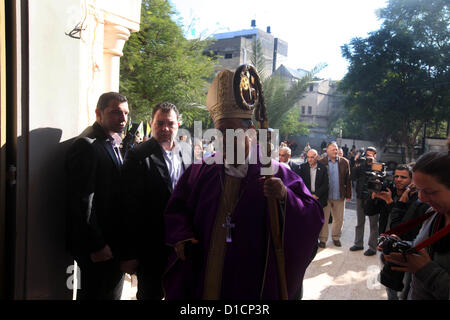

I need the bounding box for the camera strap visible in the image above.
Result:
[382,208,450,253]
[413,215,450,253]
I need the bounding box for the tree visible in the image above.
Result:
[279,108,309,138]
[250,38,268,80]
[263,73,318,132]
[339,0,450,160]
[120,0,217,129]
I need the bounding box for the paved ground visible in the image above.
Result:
[121,198,387,300]
[121,274,137,300]
[302,199,387,300]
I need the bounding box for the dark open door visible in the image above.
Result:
[0,0,7,299]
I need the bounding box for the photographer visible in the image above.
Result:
[349,147,382,256]
[373,164,430,300]
[381,150,450,300]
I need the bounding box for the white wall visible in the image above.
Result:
[18,0,140,299]
[29,0,83,140]
[25,0,84,300]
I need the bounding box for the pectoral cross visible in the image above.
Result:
[222,215,235,243]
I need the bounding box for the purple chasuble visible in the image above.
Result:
[163,154,324,300]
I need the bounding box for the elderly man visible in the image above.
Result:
[318,142,352,248]
[162,67,324,300]
[279,146,301,175]
[299,149,329,209]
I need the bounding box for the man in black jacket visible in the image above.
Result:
[372,164,430,300]
[118,102,186,300]
[66,92,129,299]
[350,147,380,256]
[299,149,329,209]
[294,148,328,298]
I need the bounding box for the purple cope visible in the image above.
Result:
[163,154,324,300]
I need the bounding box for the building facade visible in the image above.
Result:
[273,65,344,151]
[298,79,342,135]
[208,21,288,75]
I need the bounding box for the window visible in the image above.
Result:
[301,106,305,114]
[224,53,232,59]
[308,106,312,114]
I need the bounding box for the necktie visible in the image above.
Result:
[113,146,123,165]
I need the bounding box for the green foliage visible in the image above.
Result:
[177,103,213,129]
[250,38,268,80]
[263,74,314,131]
[339,0,450,159]
[120,0,217,128]
[279,108,309,137]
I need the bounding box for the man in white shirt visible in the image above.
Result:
[119,102,186,300]
[299,149,329,209]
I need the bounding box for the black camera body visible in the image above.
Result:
[356,155,370,166]
[378,235,412,255]
[366,170,390,193]
[359,159,391,193]
[378,235,414,291]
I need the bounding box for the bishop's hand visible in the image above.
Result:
[174,238,199,261]
[261,177,287,200]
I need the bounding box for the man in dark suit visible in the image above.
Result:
[294,148,328,299]
[65,92,129,299]
[279,146,301,176]
[119,102,186,300]
[299,149,329,209]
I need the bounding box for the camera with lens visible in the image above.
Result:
[359,158,391,193]
[378,235,415,291]
[366,163,390,193]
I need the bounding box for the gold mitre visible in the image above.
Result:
[206,69,254,123]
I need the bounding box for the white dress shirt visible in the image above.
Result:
[162,142,184,190]
[310,165,317,193]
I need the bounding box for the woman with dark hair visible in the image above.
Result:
[384,148,450,299]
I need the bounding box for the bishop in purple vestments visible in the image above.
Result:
[162,68,324,300]
[163,154,324,299]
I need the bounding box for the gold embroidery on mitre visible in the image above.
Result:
[206,69,254,123]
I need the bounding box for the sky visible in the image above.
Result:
[168,0,389,80]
